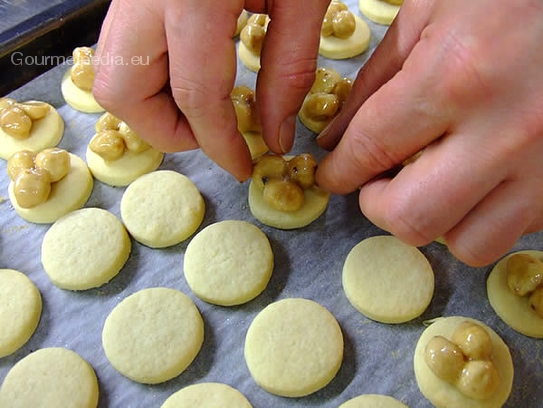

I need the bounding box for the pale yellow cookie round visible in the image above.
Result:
[120,170,205,248]
[0,269,42,357]
[244,297,344,397]
[41,207,131,290]
[86,135,164,186]
[414,316,514,408]
[487,250,543,338]
[0,347,99,408]
[0,102,64,160]
[102,287,204,384]
[184,220,273,306]
[359,0,401,25]
[319,15,371,59]
[339,394,408,408]
[238,42,261,73]
[342,235,434,324]
[161,382,253,408]
[8,152,93,224]
[61,69,104,113]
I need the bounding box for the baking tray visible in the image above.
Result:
[1,2,542,407]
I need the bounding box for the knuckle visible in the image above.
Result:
[171,78,218,119]
[346,128,401,173]
[380,201,434,247]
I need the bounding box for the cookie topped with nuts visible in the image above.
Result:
[86,112,164,186]
[238,14,270,72]
[0,97,64,160]
[359,0,402,26]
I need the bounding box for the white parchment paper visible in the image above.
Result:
[1,2,542,407]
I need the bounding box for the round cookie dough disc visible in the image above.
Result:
[61,69,104,113]
[0,103,64,160]
[86,136,164,186]
[184,220,273,306]
[244,298,344,397]
[41,207,131,290]
[102,287,204,384]
[120,170,205,248]
[319,15,371,59]
[9,153,93,224]
[359,0,401,25]
[342,235,434,324]
[0,347,99,408]
[161,383,253,408]
[339,394,408,408]
[414,316,514,408]
[487,250,543,338]
[0,269,42,357]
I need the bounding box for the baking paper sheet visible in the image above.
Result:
[1,2,542,407]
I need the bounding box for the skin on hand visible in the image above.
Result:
[93,0,330,182]
[316,0,543,266]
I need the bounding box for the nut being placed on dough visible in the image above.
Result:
[506,253,543,296]
[34,148,70,182]
[95,112,122,132]
[529,287,543,317]
[70,47,95,91]
[263,178,305,212]
[288,153,317,189]
[252,155,289,189]
[240,14,268,56]
[231,85,261,133]
[89,130,126,161]
[13,167,52,209]
[424,321,500,400]
[118,122,151,153]
[321,0,356,39]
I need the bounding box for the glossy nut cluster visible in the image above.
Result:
[0,97,50,139]
[424,321,500,400]
[7,148,70,208]
[321,0,356,39]
[240,14,269,56]
[70,47,95,92]
[231,86,261,133]
[301,67,353,122]
[252,153,318,212]
[89,112,151,161]
[506,253,543,317]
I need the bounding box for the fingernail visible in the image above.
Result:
[317,117,336,140]
[279,115,296,153]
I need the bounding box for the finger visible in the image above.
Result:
[166,1,253,181]
[93,0,200,154]
[255,0,331,154]
[317,0,434,151]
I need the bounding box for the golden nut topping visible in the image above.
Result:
[252,155,289,189]
[385,0,403,5]
[13,168,52,208]
[16,101,50,120]
[7,150,36,181]
[71,47,96,91]
[240,14,268,55]
[288,153,317,189]
[89,130,125,161]
[451,321,493,361]
[303,93,340,121]
[424,336,465,383]
[506,253,543,296]
[0,97,16,110]
[333,77,353,103]
[263,178,305,212]
[529,287,543,318]
[456,360,500,400]
[322,1,355,39]
[0,106,32,139]
[311,67,342,94]
[34,148,70,182]
[118,122,151,153]
[231,85,261,133]
[95,112,122,132]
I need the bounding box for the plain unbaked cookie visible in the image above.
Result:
[0,347,99,408]
[102,287,204,384]
[120,170,205,248]
[339,394,408,408]
[8,153,93,224]
[414,316,514,408]
[41,207,131,290]
[61,69,104,113]
[0,102,64,160]
[184,220,273,306]
[161,383,253,408]
[342,235,434,324]
[487,250,543,338]
[319,14,371,59]
[0,269,42,357]
[359,0,401,25]
[244,297,344,397]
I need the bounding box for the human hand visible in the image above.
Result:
[93,0,330,181]
[316,0,543,266]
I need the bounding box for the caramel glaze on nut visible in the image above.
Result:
[252,153,319,212]
[7,148,71,208]
[321,0,356,39]
[424,321,500,400]
[240,14,268,55]
[231,86,261,133]
[70,46,95,92]
[506,253,543,318]
[0,98,50,139]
